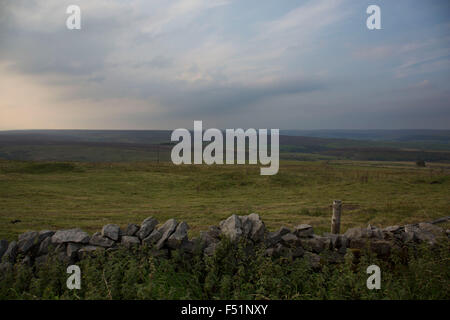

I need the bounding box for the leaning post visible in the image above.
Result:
[331,200,342,234]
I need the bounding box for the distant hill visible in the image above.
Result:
[281,130,450,150]
[0,130,172,145]
[0,129,449,163]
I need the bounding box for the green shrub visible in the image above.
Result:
[0,240,448,300]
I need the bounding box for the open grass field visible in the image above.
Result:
[1,159,449,241]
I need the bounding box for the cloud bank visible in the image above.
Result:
[0,0,449,129]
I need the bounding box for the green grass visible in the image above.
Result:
[0,159,449,240]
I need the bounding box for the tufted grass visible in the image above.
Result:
[0,159,449,241]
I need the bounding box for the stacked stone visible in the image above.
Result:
[0,214,448,272]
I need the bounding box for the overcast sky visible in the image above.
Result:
[0,0,449,130]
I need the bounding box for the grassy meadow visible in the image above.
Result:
[1,159,449,241]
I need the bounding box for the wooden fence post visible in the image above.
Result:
[331,200,342,234]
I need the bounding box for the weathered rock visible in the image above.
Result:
[418,222,444,239]
[101,224,121,241]
[323,233,338,249]
[125,224,140,237]
[347,237,392,257]
[66,243,82,259]
[370,240,392,257]
[155,219,178,250]
[142,216,157,225]
[167,222,189,249]
[142,229,163,246]
[383,225,402,233]
[246,213,266,242]
[208,226,222,238]
[281,233,299,247]
[402,224,419,243]
[121,236,140,248]
[410,223,444,245]
[219,214,266,242]
[3,241,18,263]
[2,214,448,269]
[219,213,266,243]
[89,233,115,248]
[294,224,314,238]
[290,246,305,258]
[301,236,328,253]
[337,235,348,249]
[55,243,67,253]
[52,229,90,244]
[344,227,371,239]
[367,224,383,239]
[415,232,435,244]
[345,225,383,241]
[348,237,370,249]
[38,230,55,243]
[429,216,450,224]
[382,226,404,241]
[265,243,287,258]
[180,240,195,254]
[37,237,53,256]
[137,217,158,240]
[199,226,221,248]
[321,236,332,250]
[219,214,243,242]
[266,227,290,247]
[402,231,415,243]
[18,231,40,254]
[0,240,8,262]
[404,224,419,233]
[239,215,253,236]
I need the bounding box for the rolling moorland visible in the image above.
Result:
[1,129,450,162]
[0,129,449,240]
[1,129,450,240]
[0,130,449,299]
[0,159,449,241]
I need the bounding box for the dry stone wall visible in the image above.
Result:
[1,214,449,271]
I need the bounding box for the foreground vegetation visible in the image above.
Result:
[1,159,449,240]
[1,239,449,300]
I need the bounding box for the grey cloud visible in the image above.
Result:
[132,56,173,69]
[155,77,328,117]
[0,1,130,77]
[0,0,449,130]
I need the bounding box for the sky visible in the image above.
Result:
[0,0,449,130]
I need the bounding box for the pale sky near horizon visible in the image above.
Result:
[0,0,449,130]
